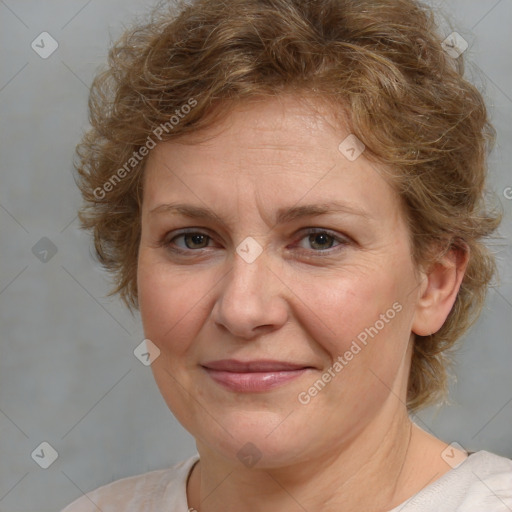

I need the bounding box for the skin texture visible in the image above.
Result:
[137,94,469,512]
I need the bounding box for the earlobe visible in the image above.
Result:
[411,244,470,336]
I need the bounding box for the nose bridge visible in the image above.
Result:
[223,246,271,311]
[213,244,287,338]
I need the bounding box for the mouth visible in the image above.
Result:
[201,359,314,392]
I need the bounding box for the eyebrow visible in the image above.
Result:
[149,201,372,225]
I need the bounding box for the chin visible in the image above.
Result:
[194,410,317,469]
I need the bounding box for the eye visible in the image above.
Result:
[164,230,214,254]
[294,228,349,253]
[162,228,349,257]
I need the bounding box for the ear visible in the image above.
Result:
[412,243,470,336]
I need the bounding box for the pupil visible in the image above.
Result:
[310,233,332,250]
[188,234,206,248]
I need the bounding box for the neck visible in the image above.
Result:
[187,403,430,512]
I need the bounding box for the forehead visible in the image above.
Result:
[145,95,351,177]
[142,94,402,227]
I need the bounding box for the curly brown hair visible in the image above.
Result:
[75,0,503,411]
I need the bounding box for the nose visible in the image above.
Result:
[211,249,289,340]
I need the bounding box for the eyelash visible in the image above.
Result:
[161,228,350,257]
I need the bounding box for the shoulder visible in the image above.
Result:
[60,454,199,512]
[392,450,512,511]
[457,451,512,510]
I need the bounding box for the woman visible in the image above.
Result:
[62,0,512,510]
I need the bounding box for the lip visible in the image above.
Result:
[202,359,310,372]
[201,359,313,392]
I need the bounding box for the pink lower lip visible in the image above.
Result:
[203,368,309,392]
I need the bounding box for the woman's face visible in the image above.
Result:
[137,94,425,467]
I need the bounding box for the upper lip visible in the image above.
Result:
[202,359,311,372]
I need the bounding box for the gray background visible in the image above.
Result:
[0,1,511,511]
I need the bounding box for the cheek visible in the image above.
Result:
[137,253,207,357]
[137,253,214,430]
[290,259,415,392]
[293,268,404,351]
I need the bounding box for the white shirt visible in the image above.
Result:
[61,450,512,511]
